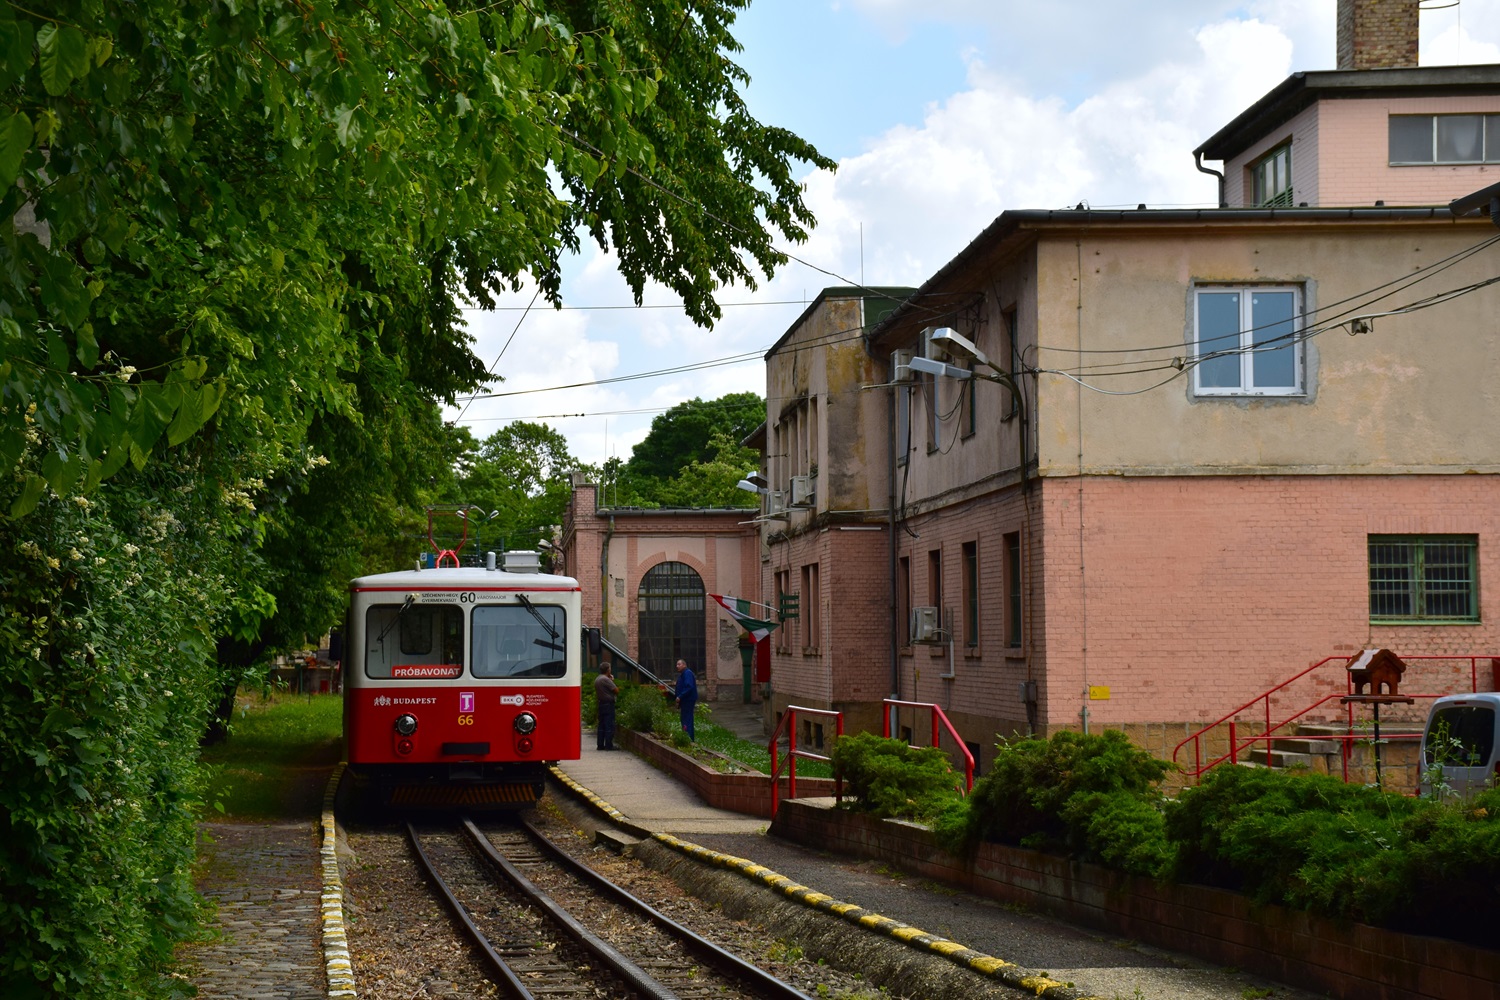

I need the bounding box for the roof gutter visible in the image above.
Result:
[866,205,1477,345]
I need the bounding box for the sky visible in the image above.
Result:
[447,0,1500,469]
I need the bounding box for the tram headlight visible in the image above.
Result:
[394,713,418,736]
[513,711,537,735]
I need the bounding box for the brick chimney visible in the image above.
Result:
[1337,0,1419,70]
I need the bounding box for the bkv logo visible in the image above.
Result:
[499,694,525,707]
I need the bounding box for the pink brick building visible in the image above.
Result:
[557,477,761,702]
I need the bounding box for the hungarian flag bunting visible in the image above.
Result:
[709,594,779,643]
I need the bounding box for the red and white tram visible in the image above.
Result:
[342,557,582,808]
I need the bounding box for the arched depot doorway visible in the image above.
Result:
[637,561,706,680]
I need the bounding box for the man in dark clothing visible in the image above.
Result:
[594,662,618,750]
[673,658,698,740]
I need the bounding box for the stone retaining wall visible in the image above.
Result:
[769,799,1498,1000]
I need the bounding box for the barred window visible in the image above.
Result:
[1369,535,1478,622]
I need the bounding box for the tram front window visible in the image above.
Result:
[471,604,567,679]
[364,603,464,679]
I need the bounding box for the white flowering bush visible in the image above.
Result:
[0,466,239,998]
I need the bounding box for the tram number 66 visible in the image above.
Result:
[457,714,475,726]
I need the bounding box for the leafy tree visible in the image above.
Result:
[652,430,762,508]
[1,1,831,514]
[456,421,587,556]
[0,2,830,995]
[624,392,766,482]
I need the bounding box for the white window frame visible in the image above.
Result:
[1192,284,1305,397]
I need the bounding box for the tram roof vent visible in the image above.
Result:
[503,550,542,573]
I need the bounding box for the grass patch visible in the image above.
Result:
[199,691,343,819]
[692,711,834,779]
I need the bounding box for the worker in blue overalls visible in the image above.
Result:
[673,658,698,741]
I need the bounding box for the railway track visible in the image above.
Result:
[407,816,813,1000]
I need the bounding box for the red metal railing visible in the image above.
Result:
[882,698,975,794]
[769,706,843,819]
[1172,654,1498,783]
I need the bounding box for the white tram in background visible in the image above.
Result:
[341,545,582,809]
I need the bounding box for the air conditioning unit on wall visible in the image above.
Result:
[891,349,915,382]
[790,475,814,506]
[911,606,943,644]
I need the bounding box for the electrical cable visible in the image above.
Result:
[457,288,540,421]
[1028,232,1500,368]
[1027,238,1500,386]
[451,320,877,405]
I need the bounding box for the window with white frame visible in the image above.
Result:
[1193,285,1303,396]
[1389,114,1500,165]
[1251,144,1292,207]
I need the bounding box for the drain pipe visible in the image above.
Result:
[1195,151,1226,208]
[600,513,615,664]
[888,368,900,713]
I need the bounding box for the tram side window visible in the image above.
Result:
[365,604,464,679]
[471,604,567,679]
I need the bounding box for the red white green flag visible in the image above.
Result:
[709,594,779,643]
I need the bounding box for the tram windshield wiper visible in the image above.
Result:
[376,595,415,643]
[515,594,559,640]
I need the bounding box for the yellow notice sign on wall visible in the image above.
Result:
[1088,686,1111,701]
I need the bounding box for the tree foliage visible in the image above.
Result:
[649,430,761,508]
[598,391,764,508]
[1,1,829,994]
[1,0,831,514]
[455,421,584,556]
[624,392,766,482]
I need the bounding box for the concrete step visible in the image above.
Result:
[1295,722,1424,738]
[1236,747,1325,769]
[1270,735,1339,755]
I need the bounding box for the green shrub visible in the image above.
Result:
[582,671,599,727]
[2,469,235,998]
[1388,787,1500,944]
[617,683,674,737]
[952,729,1172,869]
[829,732,964,822]
[1167,765,1420,921]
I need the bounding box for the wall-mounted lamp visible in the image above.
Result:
[921,326,1020,393]
[907,354,973,381]
[929,327,991,369]
[736,478,769,496]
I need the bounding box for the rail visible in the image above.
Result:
[883,698,975,794]
[1172,654,1497,783]
[588,630,665,686]
[769,705,843,819]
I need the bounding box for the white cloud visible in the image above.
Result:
[785,16,1297,293]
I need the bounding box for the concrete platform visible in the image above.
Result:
[557,741,767,835]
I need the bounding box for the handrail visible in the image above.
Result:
[769,706,843,819]
[592,632,665,687]
[1172,653,1497,782]
[882,698,975,794]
